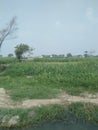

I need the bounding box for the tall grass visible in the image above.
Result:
[0,58,98,100]
[0,103,98,128]
[33,57,98,62]
[0,57,16,64]
[68,102,98,124]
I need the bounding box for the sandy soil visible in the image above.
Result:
[0,88,98,108]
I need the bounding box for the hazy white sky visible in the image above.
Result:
[0,0,98,56]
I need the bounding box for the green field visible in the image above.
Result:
[0,57,98,100]
[0,57,98,127]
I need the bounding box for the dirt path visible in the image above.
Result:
[0,88,98,108]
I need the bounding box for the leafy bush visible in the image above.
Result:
[0,65,6,72]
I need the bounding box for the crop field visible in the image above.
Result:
[0,57,98,100]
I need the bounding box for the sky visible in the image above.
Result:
[0,0,98,57]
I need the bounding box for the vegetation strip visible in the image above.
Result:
[1,57,98,101]
[0,57,98,127]
[0,103,98,128]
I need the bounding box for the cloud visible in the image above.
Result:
[55,21,61,28]
[86,8,93,17]
[86,7,94,21]
[86,7,98,23]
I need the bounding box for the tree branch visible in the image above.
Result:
[0,17,17,48]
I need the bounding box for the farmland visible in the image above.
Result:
[0,57,98,100]
[0,57,98,127]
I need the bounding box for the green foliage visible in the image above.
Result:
[33,104,65,124]
[0,103,98,128]
[0,108,32,127]
[0,57,16,72]
[66,53,72,57]
[15,43,32,61]
[0,57,98,100]
[0,57,16,64]
[0,65,6,73]
[68,102,98,124]
[8,53,14,57]
[33,57,76,62]
[33,57,98,62]
[0,57,98,127]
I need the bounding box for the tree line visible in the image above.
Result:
[0,17,97,61]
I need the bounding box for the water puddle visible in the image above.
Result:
[1,120,98,130]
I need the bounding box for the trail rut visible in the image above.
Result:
[0,88,98,108]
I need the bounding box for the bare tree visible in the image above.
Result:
[0,17,17,48]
